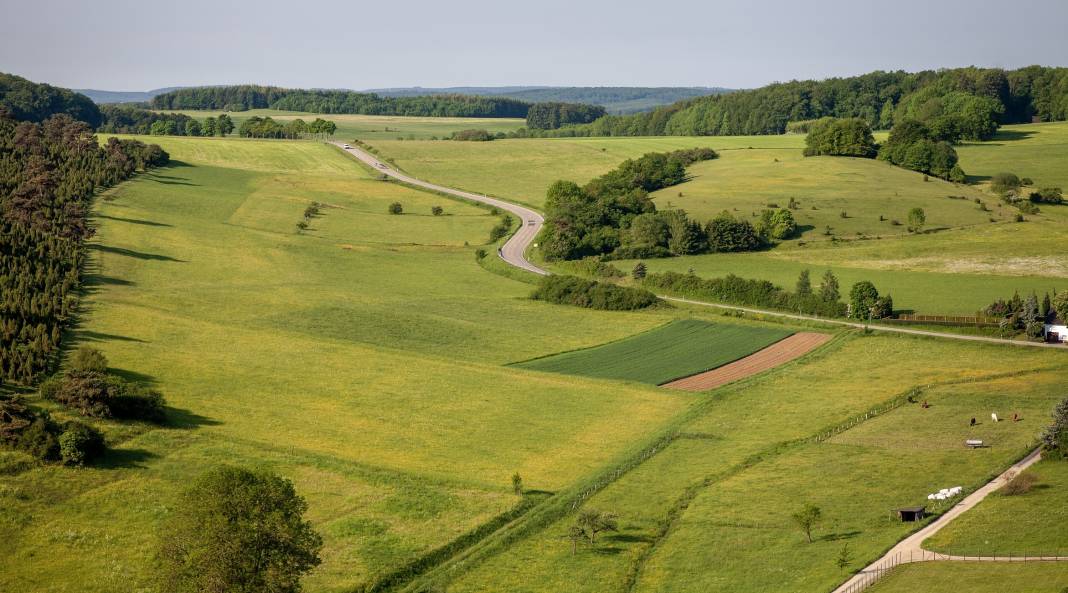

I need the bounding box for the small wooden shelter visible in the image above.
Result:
[894,506,926,522]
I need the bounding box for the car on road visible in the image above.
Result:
[527,220,535,226]
[342,144,351,149]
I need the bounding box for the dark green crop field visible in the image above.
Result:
[513,319,791,385]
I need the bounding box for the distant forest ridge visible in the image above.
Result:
[73,87,183,104]
[76,84,730,113]
[150,86,534,118]
[540,66,1068,137]
[364,86,734,113]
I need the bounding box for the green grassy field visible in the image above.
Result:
[513,319,792,385]
[0,135,707,593]
[440,337,1068,593]
[925,458,1068,556]
[366,126,1068,314]
[957,121,1068,190]
[868,562,1068,593]
[162,108,527,140]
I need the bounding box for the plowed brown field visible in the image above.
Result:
[662,332,831,391]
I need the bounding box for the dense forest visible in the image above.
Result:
[0,109,168,385]
[526,102,606,129]
[0,73,102,127]
[543,66,1068,137]
[150,86,532,118]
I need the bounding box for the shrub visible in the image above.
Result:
[16,418,60,461]
[431,206,444,216]
[46,371,167,422]
[450,129,494,141]
[70,346,108,373]
[388,202,403,215]
[489,216,512,242]
[59,422,105,466]
[1041,397,1068,459]
[474,248,487,260]
[0,396,36,448]
[999,471,1039,496]
[1030,187,1063,205]
[531,275,658,311]
[990,172,1022,195]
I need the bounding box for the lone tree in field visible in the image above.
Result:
[907,207,926,233]
[792,503,822,543]
[796,269,812,296]
[1041,396,1068,460]
[512,472,523,495]
[819,270,840,304]
[158,466,322,593]
[632,261,647,281]
[432,206,444,216]
[388,202,403,215]
[575,509,618,545]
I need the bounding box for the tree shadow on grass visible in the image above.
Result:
[73,330,147,344]
[167,407,222,430]
[96,448,158,470]
[592,545,626,555]
[83,274,135,288]
[109,367,159,386]
[606,532,655,544]
[94,214,173,227]
[90,244,185,262]
[822,530,861,542]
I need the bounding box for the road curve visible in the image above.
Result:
[332,142,547,275]
[830,448,1052,593]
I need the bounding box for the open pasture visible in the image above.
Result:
[0,134,701,593]
[513,319,792,385]
[924,457,1068,556]
[868,562,1068,593]
[441,335,1067,593]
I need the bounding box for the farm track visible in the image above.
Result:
[662,332,831,391]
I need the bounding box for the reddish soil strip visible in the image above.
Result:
[662,332,831,391]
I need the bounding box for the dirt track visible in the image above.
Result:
[662,332,831,391]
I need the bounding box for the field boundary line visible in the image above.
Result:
[661,296,1068,349]
[624,366,1060,593]
[503,319,678,367]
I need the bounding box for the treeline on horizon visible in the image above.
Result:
[148,85,606,128]
[539,66,1068,137]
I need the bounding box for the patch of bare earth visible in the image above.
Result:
[662,332,831,392]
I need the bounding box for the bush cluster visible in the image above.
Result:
[803,118,877,158]
[531,275,659,311]
[40,347,167,422]
[877,120,966,181]
[0,396,105,465]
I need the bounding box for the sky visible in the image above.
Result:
[2,0,1067,91]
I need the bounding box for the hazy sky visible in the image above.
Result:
[3,0,1067,90]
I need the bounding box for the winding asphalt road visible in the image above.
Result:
[333,142,547,275]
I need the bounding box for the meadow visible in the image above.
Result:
[367,124,1068,315]
[162,108,527,140]
[433,336,1068,593]
[868,562,1068,593]
[924,457,1068,556]
[0,135,706,592]
[512,319,792,385]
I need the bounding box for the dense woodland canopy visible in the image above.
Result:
[369,86,730,113]
[0,73,102,128]
[543,66,1068,137]
[526,102,606,129]
[151,86,533,118]
[0,109,168,384]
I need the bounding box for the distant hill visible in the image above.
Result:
[364,86,733,114]
[74,87,185,104]
[0,72,101,125]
